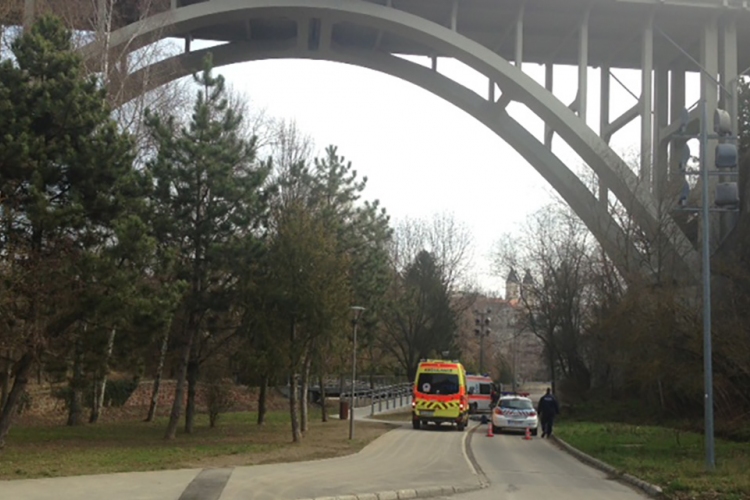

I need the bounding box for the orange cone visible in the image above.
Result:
[487,422,494,437]
[524,427,532,440]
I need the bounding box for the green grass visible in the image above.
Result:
[0,410,393,480]
[555,421,750,500]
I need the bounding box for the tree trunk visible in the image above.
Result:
[548,343,556,395]
[164,316,197,440]
[146,329,170,422]
[300,351,311,433]
[67,335,85,427]
[319,372,327,422]
[289,373,301,442]
[0,352,34,450]
[184,345,199,434]
[0,350,11,410]
[257,374,268,425]
[90,328,116,424]
[288,317,301,443]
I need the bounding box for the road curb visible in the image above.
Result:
[301,482,484,500]
[550,435,663,497]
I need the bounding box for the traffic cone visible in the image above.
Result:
[487,421,494,437]
[524,427,532,440]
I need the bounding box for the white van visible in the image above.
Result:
[466,374,494,413]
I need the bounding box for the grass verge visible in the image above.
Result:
[555,421,750,500]
[0,410,394,480]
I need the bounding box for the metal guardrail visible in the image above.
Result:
[337,382,412,416]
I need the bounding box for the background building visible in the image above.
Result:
[455,269,545,385]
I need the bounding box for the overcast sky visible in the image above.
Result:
[190,41,700,295]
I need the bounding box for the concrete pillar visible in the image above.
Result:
[489,79,495,102]
[577,9,589,122]
[719,16,738,237]
[97,0,109,32]
[653,66,669,200]
[515,4,524,69]
[640,14,654,187]
[700,17,719,202]
[297,19,309,50]
[23,0,35,30]
[698,17,721,248]
[450,0,458,31]
[544,62,553,148]
[319,18,332,51]
[669,68,686,181]
[599,66,611,209]
[720,17,738,137]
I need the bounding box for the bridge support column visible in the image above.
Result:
[599,65,610,210]
[23,0,35,30]
[577,9,589,122]
[653,65,669,200]
[719,16,739,238]
[515,4,524,69]
[719,17,738,138]
[640,13,654,187]
[700,16,720,247]
[669,68,686,182]
[544,62,553,148]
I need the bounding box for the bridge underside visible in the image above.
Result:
[10,0,749,282]
[11,0,750,70]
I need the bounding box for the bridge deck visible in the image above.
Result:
[4,0,750,69]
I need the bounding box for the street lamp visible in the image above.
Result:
[349,306,365,440]
[674,101,739,470]
[473,308,491,373]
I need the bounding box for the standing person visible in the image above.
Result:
[537,388,559,438]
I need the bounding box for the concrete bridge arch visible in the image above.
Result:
[79,0,701,281]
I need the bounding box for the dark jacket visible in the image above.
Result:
[537,394,559,419]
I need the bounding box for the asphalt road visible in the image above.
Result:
[218,424,480,499]
[0,398,481,500]
[0,392,649,500]
[453,428,647,500]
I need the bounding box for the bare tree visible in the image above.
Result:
[390,213,474,292]
[493,204,594,394]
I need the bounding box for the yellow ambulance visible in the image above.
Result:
[411,359,469,431]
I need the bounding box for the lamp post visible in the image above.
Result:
[349,306,365,440]
[654,27,741,469]
[674,99,739,470]
[473,308,491,373]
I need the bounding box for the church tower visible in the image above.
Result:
[505,268,520,301]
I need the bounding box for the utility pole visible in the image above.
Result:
[674,101,739,470]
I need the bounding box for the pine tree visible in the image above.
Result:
[0,15,148,446]
[144,54,271,439]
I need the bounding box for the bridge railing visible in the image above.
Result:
[339,382,413,416]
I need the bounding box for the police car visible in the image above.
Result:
[491,393,538,436]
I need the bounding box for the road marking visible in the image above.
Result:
[462,424,478,475]
[178,468,233,500]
